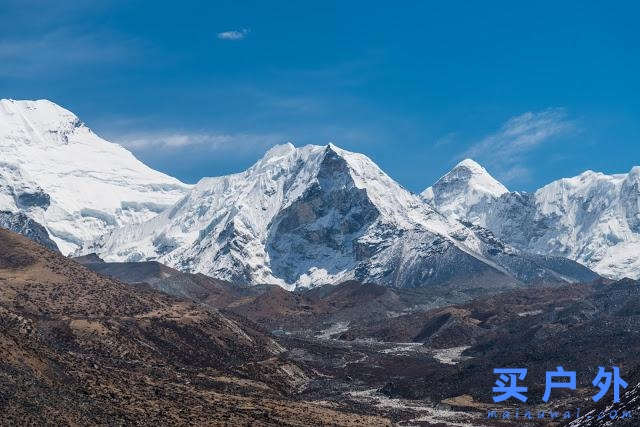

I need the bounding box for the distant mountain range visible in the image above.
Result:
[422,158,640,280]
[2,99,639,288]
[83,141,596,289]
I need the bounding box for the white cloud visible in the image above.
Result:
[499,165,532,184]
[217,29,249,40]
[116,131,284,152]
[462,108,574,184]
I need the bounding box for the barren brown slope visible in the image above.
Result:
[0,228,390,426]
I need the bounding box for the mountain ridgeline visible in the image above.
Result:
[423,159,640,280]
[84,142,597,290]
[4,99,639,291]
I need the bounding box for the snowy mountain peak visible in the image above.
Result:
[0,99,189,254]
[259,142,297,163]
[454,158,485,171]
[237,142,425,227]
[421,159,508,223]
[425,160,640,280]
[0,99,87,146]
[627,166,640,180]
[449,159,507,196]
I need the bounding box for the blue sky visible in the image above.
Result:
[1,1,638,192]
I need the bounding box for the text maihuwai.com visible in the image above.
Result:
[487,366,632,422]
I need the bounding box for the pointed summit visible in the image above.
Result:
[423,159,507,201]
[454,158,485,171]
[447,159,507,197]
[421,159,507,223]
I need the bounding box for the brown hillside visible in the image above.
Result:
[0,228,389,426]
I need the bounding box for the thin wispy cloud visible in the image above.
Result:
[116,131,284,153]
[217,29,249,40]
[434,132,458,147]
[462,108,575,184]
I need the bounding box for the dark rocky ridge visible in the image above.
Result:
[0,211,59,252]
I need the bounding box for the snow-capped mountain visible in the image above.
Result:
[423,160,640,279]
[0,99,601,289]
[0,99,190,254]
[421,159,508,224]
[86,143,596,289]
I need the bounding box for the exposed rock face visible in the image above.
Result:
[15,189,50,210]
[622,167,640,233]
[0,211,59,252]
[267,148,380,284]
